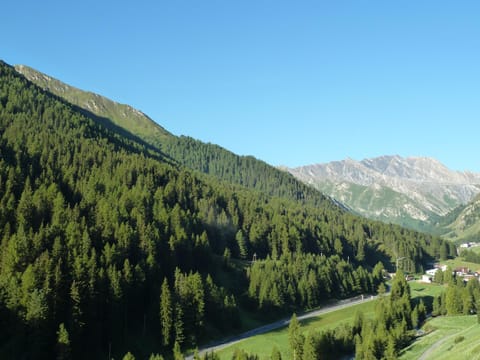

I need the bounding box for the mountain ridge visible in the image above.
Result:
[14,63,337,209]
[14,64,172,143]
[287,156,480,232]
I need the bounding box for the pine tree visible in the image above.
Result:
[390,270,410,304]
[193,348,200,360]
[56,323,71,360]
[433,269,444,284]
[443,266,454,285]
[149,354,164,360]
[411,306,419,329]
[122,352,135,360]
[288,313,303,360]
[353,310,364,335]
[302,333,318,360]
[173,341,183,360]
[236,230,248,259]
[440,242,448,260]
[418,299,427,324]
[270,346,282,360]
[160,278,173,346]
[174,303,184,346]
[445,285,461,315]
[432,295,441,316]
[384,334,397,360]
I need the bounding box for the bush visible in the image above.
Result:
[454,335,465,344]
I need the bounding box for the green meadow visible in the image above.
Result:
[216,300,376,359]
[441,258,480,272]
[400,315,480,360]
[215,281,443,359]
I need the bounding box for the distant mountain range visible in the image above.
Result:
[287,156,480,234]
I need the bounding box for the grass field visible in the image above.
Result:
[215,281,444,359]
[399,315,480,360]
[441,258,480,272]
[462,244,480,254]
[409,281,445,299]
[216,300,376,359]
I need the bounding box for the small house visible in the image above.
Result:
[421,275,432,283]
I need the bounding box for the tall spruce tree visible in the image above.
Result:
[288,313,303,360]
[160,278,173,346]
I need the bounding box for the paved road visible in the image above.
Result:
[185,294,377,359]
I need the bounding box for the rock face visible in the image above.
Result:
[287,155,480,231]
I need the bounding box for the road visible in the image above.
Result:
[185,294,377,359]
[418,323,476,360]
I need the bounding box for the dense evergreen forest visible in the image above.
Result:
[15,64,342,209]
[160,136,335,208]
[201,271,431,360]
[0,61,454,359]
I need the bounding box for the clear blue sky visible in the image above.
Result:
[2,1,480,171]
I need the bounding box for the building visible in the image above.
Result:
[454,267,470,276]
[421,275,432,283]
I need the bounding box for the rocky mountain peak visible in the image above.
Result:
[287,155,480,232]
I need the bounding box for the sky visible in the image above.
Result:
[2,1,480,171]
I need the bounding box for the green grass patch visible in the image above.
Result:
[466,245,480,254]
[400,316,480,360]
[216,300,376,359]
[441,258,480,272]
[213,282,444,359]
[409,281,446,299]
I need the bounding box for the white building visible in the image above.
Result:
[421,275,432,283]
[426,268,439,276]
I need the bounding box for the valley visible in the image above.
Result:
[1,60,480,359]
[3,2,480,359]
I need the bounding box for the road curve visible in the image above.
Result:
[185,294,377,359]
[418,323,476,360]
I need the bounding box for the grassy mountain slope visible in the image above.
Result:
[440,194,480,242]
[315,180,442,233]
[14,64,172,144]
[15,64,331,208]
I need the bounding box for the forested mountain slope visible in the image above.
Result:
[0,60,452,359]
[15,64,332,208]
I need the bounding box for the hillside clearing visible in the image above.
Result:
[400,316,480,360]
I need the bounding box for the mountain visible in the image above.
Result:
[1,60,452,358]
[15,64,333,208]
[441,194,480,242]
[287,155,480,232]
[14,64,172,144]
